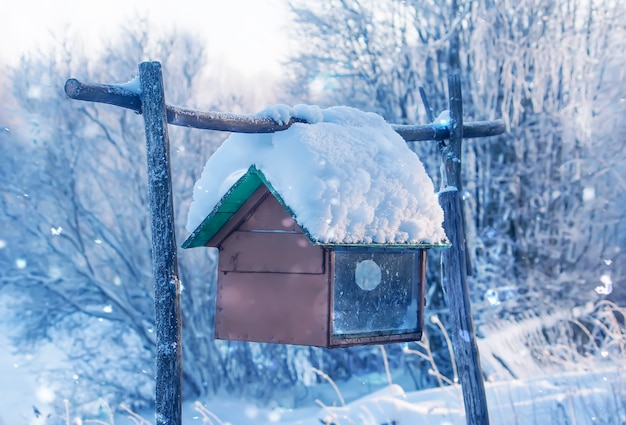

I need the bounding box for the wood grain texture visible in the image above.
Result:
[139,61,183,425]
[439,75,490,425]
[64,77,505,140]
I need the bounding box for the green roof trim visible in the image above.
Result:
[182,166,265,248]
[182,165,451,249]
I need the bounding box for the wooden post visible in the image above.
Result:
[139,61,183,425]
[439,74,490,424]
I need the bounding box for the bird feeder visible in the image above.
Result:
[183,166,447,348]
[64,68,501,424]
[182,105,449,348]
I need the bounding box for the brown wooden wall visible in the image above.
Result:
[214,190,331,346]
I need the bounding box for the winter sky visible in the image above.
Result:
[0,0,290,77]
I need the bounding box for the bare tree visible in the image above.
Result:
[0,22,318,412]
[286,0,626,384]
[464,0,626,317]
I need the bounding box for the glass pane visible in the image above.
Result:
[333,251,418,337]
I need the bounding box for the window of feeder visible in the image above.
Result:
[332,249,420,338]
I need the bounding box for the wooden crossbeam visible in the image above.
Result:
[64,78,505,141]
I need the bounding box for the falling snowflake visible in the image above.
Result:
[595,274,613,295]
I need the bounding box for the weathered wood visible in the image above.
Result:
[64,77,143,112]
[64,77,505,140]
[439,75,490,425]
[139,62,182,425]
[395,120,505,141]
[440,191,490,425]
[167,104,309,133]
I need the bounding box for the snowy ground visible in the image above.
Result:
[2,324,624,425]
[1,301,624,425]
[124,368,624,425]
[0,330,71,425]
[0,332,39,425]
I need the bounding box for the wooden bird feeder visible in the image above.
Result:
[64,64,505,425]
[183,166,448,348]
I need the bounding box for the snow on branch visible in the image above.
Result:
[64,78,505,140]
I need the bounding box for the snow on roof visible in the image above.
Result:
[186,105,447,245]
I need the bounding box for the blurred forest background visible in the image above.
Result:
[0,0,625,415]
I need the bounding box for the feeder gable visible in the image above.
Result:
[217,187,325,274]
[182,166,295,249]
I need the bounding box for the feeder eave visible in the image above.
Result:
[317,241,451,250]
[181,166,266,249]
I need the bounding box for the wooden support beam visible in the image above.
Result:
[438,74,490,425]
[139,62,183,425]
[64,78,505,141]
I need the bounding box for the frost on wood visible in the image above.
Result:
[139,61,182,425]
[187,105,447,245]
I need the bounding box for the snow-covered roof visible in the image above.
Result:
[184,105,448,247]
